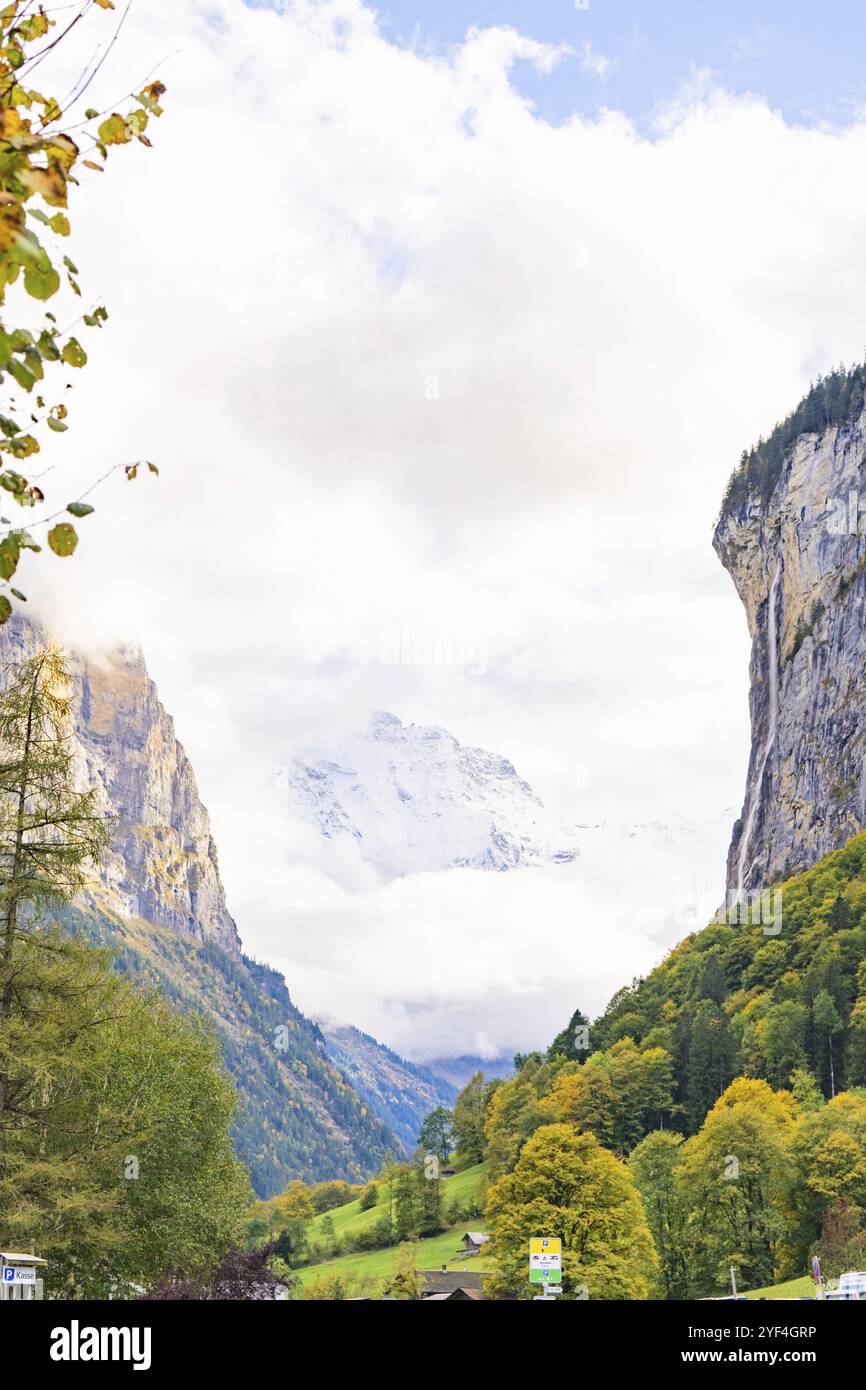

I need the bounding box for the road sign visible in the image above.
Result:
[530,1237,561,1257]
[529,1237,562,1286]
[2,1266,35,1284]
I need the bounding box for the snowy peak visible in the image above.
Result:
[279,712,580,880]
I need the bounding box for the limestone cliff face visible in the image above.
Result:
[0,615,241,956]
[714,408,866,895]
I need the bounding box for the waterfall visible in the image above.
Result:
[736,561,782,901]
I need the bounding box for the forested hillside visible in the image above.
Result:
[447,832,866,1298]
[74,901,397,1197]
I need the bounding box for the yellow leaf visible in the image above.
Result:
[19,165,66,206]
[97,113,130,146]
[93,0,116,7]
[46,133,77,170]
[0,108,24,137]
[0,203,25,252]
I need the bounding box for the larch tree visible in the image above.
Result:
[0,643,110,1141]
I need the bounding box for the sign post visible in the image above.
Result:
[530,1237,562,1301]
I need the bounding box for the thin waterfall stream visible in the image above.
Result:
[736,561,782,901]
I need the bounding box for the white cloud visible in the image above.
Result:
[579,39,616,80]
[16,0,866,1058]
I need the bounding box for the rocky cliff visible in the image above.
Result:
[714,370,866,895]
[0,614,241,955]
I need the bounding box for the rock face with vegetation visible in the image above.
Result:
[0,614,398,1197]
[0,614,241,954]
[714,366,866,895]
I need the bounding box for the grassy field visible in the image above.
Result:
[298,1163,490,1291]
[742,1276,815,1300]
[307,1162,487,1245]
[296,1224,494,1289]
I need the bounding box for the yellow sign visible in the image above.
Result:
[529,1237,561,1257]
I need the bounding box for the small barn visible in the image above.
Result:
[458,1232,490,1257]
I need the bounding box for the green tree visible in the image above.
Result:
[451,1071,486,1163]
[677,1079,796,1297]
[789,1066,825,1112]
[786,1091,866,1267]
[359,1181,379,1211]
[685,1001,735,1132]
[3,952,251,1296]
[484,1073,549,1178]
[486,1123,659,1300]
[539,1063,616,1147]
[629,1131,688,1300]
[418,1105,452,1164]
[393,1166,419,1240]
[0,648,251,1295]
[759,1001,808,1088]
[547,1006,590,1061]
[416,1161,444,1236]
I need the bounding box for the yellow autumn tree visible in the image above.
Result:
[485,1123,659,1300]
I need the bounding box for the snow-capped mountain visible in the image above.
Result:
[278,711,580,880]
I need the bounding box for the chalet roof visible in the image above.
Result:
[421,1270,485,1294]
[462,1232,490,1244]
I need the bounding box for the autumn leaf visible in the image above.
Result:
[97,113,131,147]
[66,502,94,518]
[47,522,77,556]
[60,338,87,368]
[0,534,19,579]
[18,165,66,205]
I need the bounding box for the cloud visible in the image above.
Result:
[579,39,616,80]
[16,0,866,1057]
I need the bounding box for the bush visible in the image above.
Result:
[346,1216,393,1253]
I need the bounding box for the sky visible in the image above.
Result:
[15,0,866,1061]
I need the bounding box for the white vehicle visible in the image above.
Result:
[825,1271,866,1301]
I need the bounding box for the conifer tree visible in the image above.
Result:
[0,645,111,1141]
